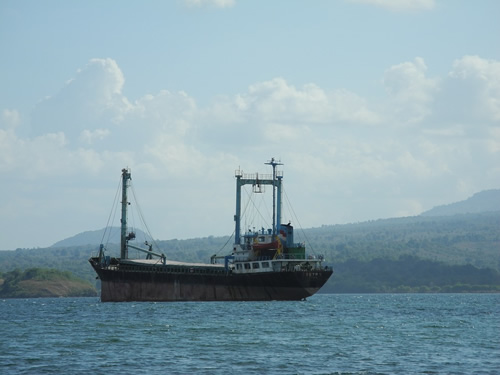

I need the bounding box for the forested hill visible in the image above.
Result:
[51,228,151,247]
[421,189,500,216]
[0,268,97,298]
[306,211,499,271]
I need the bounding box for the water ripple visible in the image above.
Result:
[1,294,499,374]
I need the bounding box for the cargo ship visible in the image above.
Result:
[89,159,333,301]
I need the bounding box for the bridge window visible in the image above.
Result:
[252,263,260,269]
[262,262,270,268]
[244,263,251,270]
[236,264,242,270]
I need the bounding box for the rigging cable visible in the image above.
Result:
[100,175,123,248]
[212,185,255,257]
[212,229,235,257]
[242,185,271,231]
[283,186,318,256]
[130,182,162,255]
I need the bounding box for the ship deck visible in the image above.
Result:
[122,258,225,268]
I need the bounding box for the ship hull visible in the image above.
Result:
[90,258,332,302]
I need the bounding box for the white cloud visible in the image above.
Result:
[329,89,382,125]
[183,0,235,9]
[449,55,500,122]
[1,55,499,249]
[0,129,18,173]
[348,0,435,12]
[227,78,380,126]
[486,127,500,153]
[1,109,21,130]
[145,133,205,176]
[383,57,438,124]
[396,151,433,179]
[246,78,330,123]
[425,55,500,140]
[75,58,126,98]
[132,89,197,137]
[30,58,132,141]
[80,129,111,144]
[0,131,69,177]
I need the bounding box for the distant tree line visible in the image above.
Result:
[324,256,500,293]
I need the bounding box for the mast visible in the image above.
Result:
[265,158,283,237]
[276,169,283,235]
[120,168,132,259]
[234,159,283,244]
[234,169,243,245]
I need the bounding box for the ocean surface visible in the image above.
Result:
[1,294,498,375]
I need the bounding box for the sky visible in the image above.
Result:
[0,0,499,250]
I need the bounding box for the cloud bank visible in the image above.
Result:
[183,0,235,9]
[1,55,499,249]
[348,0,436,12]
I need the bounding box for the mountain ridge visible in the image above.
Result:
[421,189,500,217]
[51,189,499,247]
[51,227,153,248]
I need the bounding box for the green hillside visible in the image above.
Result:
[305,212,500,270]
[323,256,500,293]
[0,268,97,298]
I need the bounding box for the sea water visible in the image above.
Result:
[1,294,498,374]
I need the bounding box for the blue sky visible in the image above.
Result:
[1,0,499,250]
